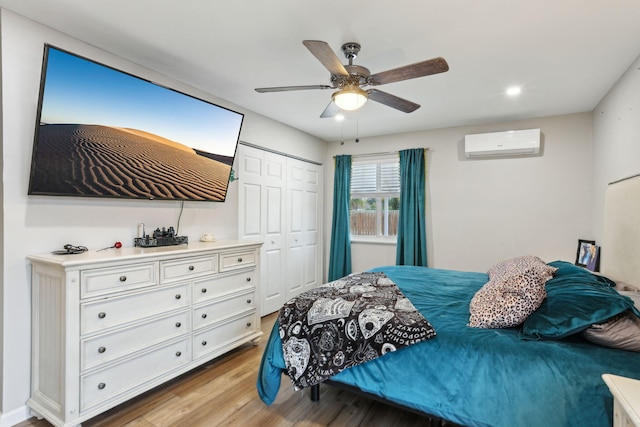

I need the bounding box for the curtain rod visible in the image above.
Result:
[333,148,429,159]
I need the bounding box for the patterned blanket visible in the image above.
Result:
[278,272,436,390]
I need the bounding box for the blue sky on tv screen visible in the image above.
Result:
[39,47,243,157]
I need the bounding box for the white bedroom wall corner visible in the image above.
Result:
[0,10,33,427]
[591,51,640,243]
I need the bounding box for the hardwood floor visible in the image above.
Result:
[16,313,435,427]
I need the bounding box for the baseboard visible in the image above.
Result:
[0,405,32,427]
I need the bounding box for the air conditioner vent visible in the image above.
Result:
[465,129,540,158]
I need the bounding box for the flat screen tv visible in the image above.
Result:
[28,45,244,202]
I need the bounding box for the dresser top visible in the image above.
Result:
[603,374,640,426]
[28,240,262,268]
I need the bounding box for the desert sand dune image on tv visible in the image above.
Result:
[28,45,244,202]
[29,123,233,201]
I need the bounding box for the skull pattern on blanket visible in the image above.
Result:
[278,272,436,390]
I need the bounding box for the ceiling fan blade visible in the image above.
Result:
[367,89,420,113]
[302,40,349,77]
[255,85,333,93]
[320,101,341,118]
[370,57,449,85]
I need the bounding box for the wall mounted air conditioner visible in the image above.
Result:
[464,128,540,158]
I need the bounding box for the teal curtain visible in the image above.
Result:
[328,155,352,281]
[396,148,427,266]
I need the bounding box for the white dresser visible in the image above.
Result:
[603,374,640,427]
[27,240,262,427]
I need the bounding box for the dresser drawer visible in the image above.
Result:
[81,310,190,371]
[80,337,191,411]
[193,311,258,360]
[81,284,190,335]
[219,250,256,272]
[193,290,256,330]
[192,270,256,304]
[160,255,218,282]
[81,262,158,298]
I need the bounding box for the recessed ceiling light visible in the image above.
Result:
[335,114,345,121]
[506,86,522,96]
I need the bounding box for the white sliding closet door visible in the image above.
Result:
[286,158,321,299]
[238,145,286,315]
[238,144,322,315]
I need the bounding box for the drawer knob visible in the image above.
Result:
[247,299,252,304]
[237,257,243,262]
[202,340,207,346]
[98,346,106,354]
[188,265,195,271]
[176,351,182,357]
[98,383,106,390]
[201,313,207,319]
[175,294,182,300]
[246,277,251,282]
[246,322,252,327]
[175,322,182,328]
[119,275,127,282]
[201,288,207,293]
[98,312,106,319]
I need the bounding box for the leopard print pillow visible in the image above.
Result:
[488,255,557,282]
[468,267,548,329]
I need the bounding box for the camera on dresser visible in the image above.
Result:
[134,225,188,248]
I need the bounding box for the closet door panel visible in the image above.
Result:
[242,183,262,238]
[238,146,263,242]
[286,159,305,298]
[303,164,321,290]
[261,244,283,314]
[261,152,286,314]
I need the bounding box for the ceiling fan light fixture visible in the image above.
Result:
[333,87,368,111]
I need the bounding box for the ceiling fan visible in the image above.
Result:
[255,40,449,118]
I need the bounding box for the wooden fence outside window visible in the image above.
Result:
[350,210,399,236]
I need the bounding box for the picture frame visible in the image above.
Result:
[586,246,600,272]
[575,239,596,268]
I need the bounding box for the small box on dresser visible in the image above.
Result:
[27,240,262,427]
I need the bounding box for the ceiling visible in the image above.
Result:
[2,0,640,142]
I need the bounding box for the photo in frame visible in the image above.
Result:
[575,239,598,270]
[586,246,600,272]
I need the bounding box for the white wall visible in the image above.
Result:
[592,52,640,244]
[0,9,326,425]
[325,113,594,273]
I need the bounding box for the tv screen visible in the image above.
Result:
[28,45,244,202]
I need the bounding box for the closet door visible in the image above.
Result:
[286,160,305,298]
[238,145,323,315]
[286,158,321,299]
[238,145,286,315]
[301,162,321,292]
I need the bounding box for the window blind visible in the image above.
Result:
[351,156,400,195]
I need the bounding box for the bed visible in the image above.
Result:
[257,174,640,427]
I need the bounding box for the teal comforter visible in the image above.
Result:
[257,265,640,427]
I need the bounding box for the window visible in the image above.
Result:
[350,154,400,238]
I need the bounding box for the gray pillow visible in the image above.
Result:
[581,311,640,352]
[581,291,640,352]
